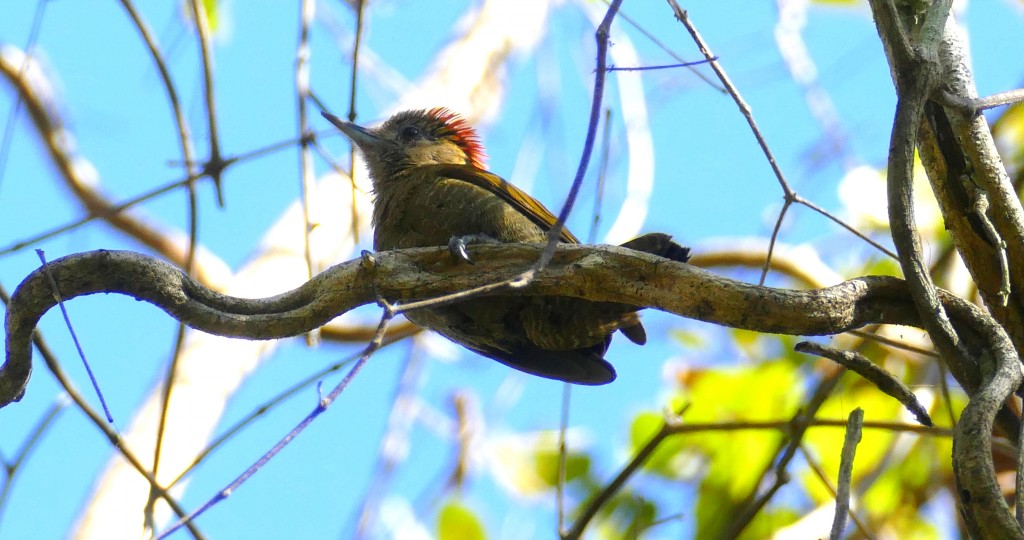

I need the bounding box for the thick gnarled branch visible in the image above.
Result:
[869,1,1024,537]
[0,243,999,410]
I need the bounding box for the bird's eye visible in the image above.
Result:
[400,125,421,141]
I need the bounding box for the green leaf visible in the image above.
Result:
[730,328,766,358]
[683,360,803,536]
[201,0,219,32]
[438,501,486,540]
[534,443,591,488]
[669,328,707,349]
[593,495,660,539]
[802,384,900,503]
[488,431,592,497]
[738,508,800,539]
[181,0,222,35]
[993,99,1024,168]
[629,409,692,480]
[861,255,903,278]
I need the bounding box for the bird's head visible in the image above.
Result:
[322,108,487,181]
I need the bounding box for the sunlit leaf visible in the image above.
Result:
[993,102,1024,168]
[738,508,801,539]
[670,328,707,349]
[202,0,219,32]
[533,444,591,488]
[180,0,224,35]
[638,358,806,537]
[861,255,903,278]
[593,495,659,540]
[730,328,765,358]
[629,410,697,482]
[864,478,943,539]
[488,430,591,497]
[838,162,943,236]
[438,501,487,540]
[802,384,901,503]
[861,436,953,520]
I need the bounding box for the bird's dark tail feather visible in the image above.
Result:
[619,232,691,263]
[616,232,690,344]
[467,342,617,385]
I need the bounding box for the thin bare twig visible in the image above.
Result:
[0,284,203,538]
[668,0,898,287]
[848,328,938,358]
[799,444,875,539]
[665,418,950,436]
[124,0,200,276]
[0,130,327,260]
[722,369,843,539]
[562,403,689,540]
[939,87,1024,115]
[830,408,864,540]
[587,109,612,244]
[540,0,623,269]
[354,345,424,538]
[345,0,367,246]
[666,1,789,282]
[0,399,65,529]
[156,308,394,539]
[163,327,409,491]
[794,195,899,260]
[187,0,226,207]
[145,318,189,534]
[562,408,940,540]
[1017,404,1024,527]
[296,0,320,346]
[606,59,712,72]
[604,0,722,90]
[0,0,47,191]
[556,383,572,536]
[35,250,113,423]
[795,341,932,426]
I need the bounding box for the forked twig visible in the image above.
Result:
[156,308,394,539]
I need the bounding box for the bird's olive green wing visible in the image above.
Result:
[423,163,580,244]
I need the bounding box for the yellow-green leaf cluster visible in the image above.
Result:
[629,357,805,537]
[437,501,487,540]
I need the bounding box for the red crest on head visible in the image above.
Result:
[426,107,488,170]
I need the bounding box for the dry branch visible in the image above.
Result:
[1,243,1002,409]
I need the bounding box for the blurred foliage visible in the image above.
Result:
[994,103,1024,172]
[437,500,487,540]
[484,329,965,538]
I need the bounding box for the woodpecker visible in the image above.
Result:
[323,108,689,384]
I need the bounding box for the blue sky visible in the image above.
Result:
[2,1,1023,538]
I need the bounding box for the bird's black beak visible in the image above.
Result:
[321,111,381,149]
